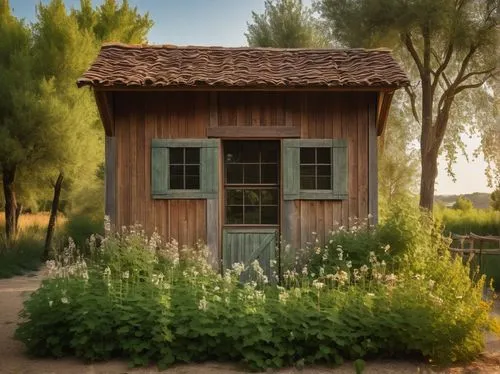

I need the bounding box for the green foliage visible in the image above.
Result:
[452,196,474,211]
[0,225,44,278]
[246,0,328,47]
[63,214,103,252]
[16,222,499,370]
[491,185,500,211]
[436,206,500,236]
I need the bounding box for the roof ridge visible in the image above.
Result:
[100,42,393,53]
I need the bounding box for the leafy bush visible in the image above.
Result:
[63,214,104,252]
[0,225,45,278]
[15,222,500,370]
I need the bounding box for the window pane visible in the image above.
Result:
[300,148,315,164]
[317,176,331,190]
[261,142,278,162]
[241,142,259,163]
[170,176,184,189]
[227,189,243,205]
[185,148,200,164]
[226,206,243,224]
[170,165,184,176]
[300,165,315,177]
[244,206,260,224]
[244,164,260,184]
[317,165,331,177]
[226,164,243,184]
[261,206,278,224]
[185,165,199,177]
[261,164,278,184]
[224,142,241,163]
[185,176,200,189]
[300,176,315,190]
[170,148,184,164]
[244,189,260,205]
[261,189,278,205]
[317,148,331,163]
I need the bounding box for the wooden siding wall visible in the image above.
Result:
[114,91,208,245]
[214,91,376,248]
[112,91,376,249]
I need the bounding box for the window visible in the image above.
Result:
[224,141,279,225]
[169,148,200,189]
[300,147,332,190]
[151,139,218,199]
[283,139,348,200]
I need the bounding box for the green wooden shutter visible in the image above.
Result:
[151,139,219,199]
[223,228,277,282]
[282,139,348,200]
[332,139,348,199]
[282,139,300,200]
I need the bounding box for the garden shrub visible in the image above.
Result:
[15,220,500,371]
[63,214,104,253]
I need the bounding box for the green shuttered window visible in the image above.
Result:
[282,139,348,200]
[151,139,219,199]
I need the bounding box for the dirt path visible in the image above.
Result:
[0,273,498,374]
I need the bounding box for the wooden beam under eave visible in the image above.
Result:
[376,91,394,136]
[94,90,115,136]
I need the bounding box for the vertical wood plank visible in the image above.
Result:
[368,94,379,224]
[105,136,117,227]
[206,198,219,269]
[209,92,218,128]
[357,94,369,221]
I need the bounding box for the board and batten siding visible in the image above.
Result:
[111,90,376,251]
[114,91,209,246]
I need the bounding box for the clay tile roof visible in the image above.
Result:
[77,43,410,89]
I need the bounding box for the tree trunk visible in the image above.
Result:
[43,172,64,260]
[15,203,23,235]
[2,165,18,242]
[419,151,438,211]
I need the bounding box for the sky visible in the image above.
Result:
[10,0,492,195]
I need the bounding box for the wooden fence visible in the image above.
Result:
[449,233,500,268]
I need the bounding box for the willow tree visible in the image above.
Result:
[246,0,329,47]
[319,0,498,210]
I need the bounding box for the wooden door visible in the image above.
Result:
[222,228,277,281]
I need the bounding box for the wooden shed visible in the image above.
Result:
[77,44,408,271]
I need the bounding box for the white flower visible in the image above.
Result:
[122,271,130,279]
[384,244,391,253]
[312,280,325,290]
[301,266,308,276]
[213,286,220,292]
[103,266,111,276]
[360,265,369,273]
[279,291,289,303]
[231,262,245,276]
[198,296,208,311]
[367,293,375,297]
[61,297,69,304]
[346,261,352,268]
[428,280,435,289]
[385,273,397,282]
[49,300,53,307]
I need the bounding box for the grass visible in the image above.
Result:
[0,213,67,279]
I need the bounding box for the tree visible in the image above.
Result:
[246,0,329,47]
[0,0,37,240]
[491,185,500,211]
[452,195,473,211]
[318,0,498,210]
[31,0,153,257]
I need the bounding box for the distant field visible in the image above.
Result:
[0,212,66,230]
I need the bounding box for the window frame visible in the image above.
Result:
[223,140,280,227]
[151,139,218,199]
[282,139,348,201]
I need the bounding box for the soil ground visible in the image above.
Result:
[0,272,498,374]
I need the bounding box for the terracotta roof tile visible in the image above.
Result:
[77,43,410,89]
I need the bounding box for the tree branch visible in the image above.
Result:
[404,85,421,124]
[455,74,493,95]
[403,32,424,77]
[459,67,497,84]
[431,40,454,95]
